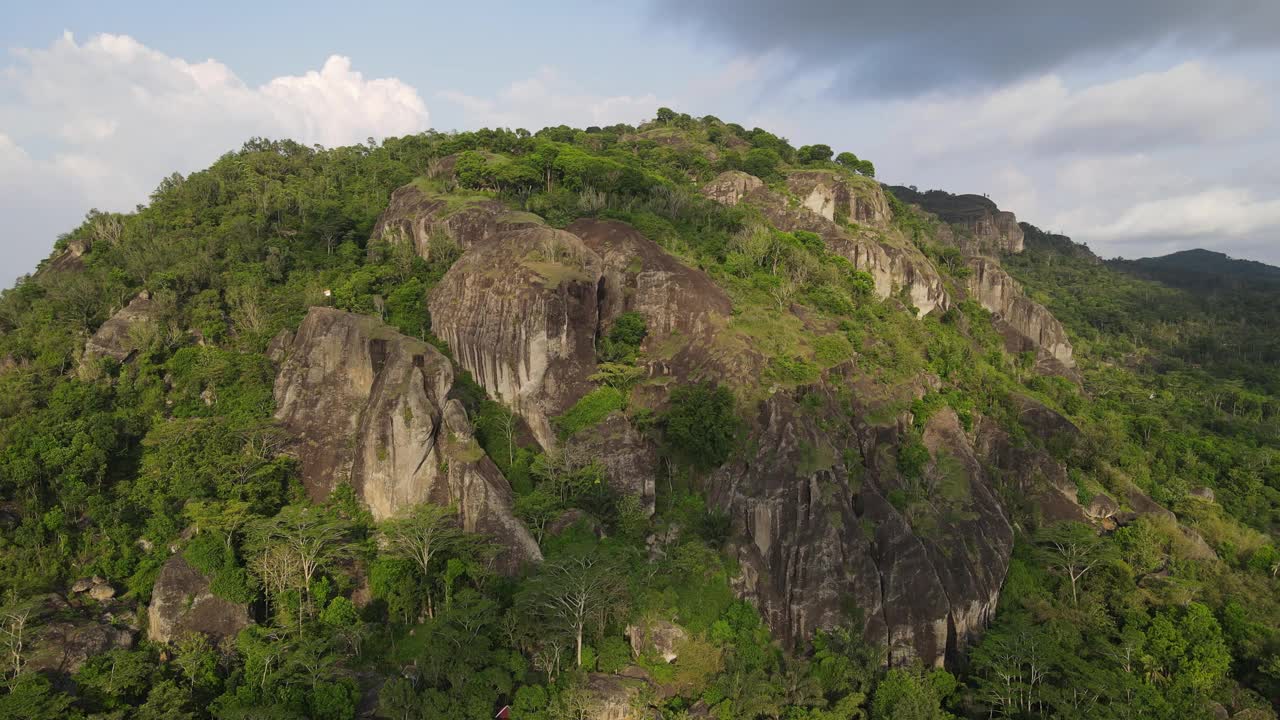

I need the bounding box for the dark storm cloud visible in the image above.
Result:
[652,0,1280,97]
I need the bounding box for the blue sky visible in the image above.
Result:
[3,1,1279,288]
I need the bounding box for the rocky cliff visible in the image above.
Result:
[361,164,1088,666]
[703,170,951,316]
[272,306,541,568]
[888,186,1024,255]
[427,223,603,450]
[966,258,1076,374]
[710,386,1012,666]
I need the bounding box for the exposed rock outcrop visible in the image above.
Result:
[626,618,688,663]
[966,258,1075,374]
[582,673,650,720]
[44,238,91,274]
[26,613,137,676]
[787,171,892,229]
[575,412,657,516]
[567,217,733,384]
[371,184,539,259]
[887,186,1024,254]
[702,171,951,316]
[428,224,603,450]
[148,555,250,645]
[273,307,541,569]
[83,291,156,362]
[700,170,762,206]
[709,389,1012,667]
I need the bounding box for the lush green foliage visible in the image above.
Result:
[1,109,1276,720]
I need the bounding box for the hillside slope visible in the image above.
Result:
[1,113,1277,719]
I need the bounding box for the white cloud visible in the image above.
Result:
[806,59,1280,262]
[886,61,1269,163]
[0,32,430,286]
[1087,188,1280,242]
[439,67,663,130]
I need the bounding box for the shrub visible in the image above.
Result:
[598,311,647,362]
[897,435,931,479]
[767,355,820,384]
[663,383,741,470]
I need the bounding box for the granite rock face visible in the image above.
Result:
[703,171,951,316]
[887,186,1024,255]
[709,390,1012,667]
[370,184,529,258]
[84,292,157,362]
[272,307,541,569]
[148,555,251,645]
[700,170,763,206]
[378,201,733,509]
[966,258,1076,374]
[428,224,603,450]
[786,171,892,228]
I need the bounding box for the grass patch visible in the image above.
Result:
[555,386,626,438]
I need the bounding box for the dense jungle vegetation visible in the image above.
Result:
[0,110,1277,719]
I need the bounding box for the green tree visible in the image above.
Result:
[248,505,354,623]
[520,552,628,668]
[663,382,741,470]
[378,503,465,619]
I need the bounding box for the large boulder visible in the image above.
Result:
[83,291,157,362]
[20,593,137,676]
[580,673,650,720]
[147,555,251,645]
[626,618,688,663]
[428,224,604,450]
[273,307,541,569]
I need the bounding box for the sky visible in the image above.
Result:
[2,0,1278,289]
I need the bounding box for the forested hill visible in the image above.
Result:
[1111,248,1280,292]
[1,112,1279,719]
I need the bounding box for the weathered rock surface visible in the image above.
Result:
[626,618,688,663]
[265,328,294,364]
[700,170,763,206]
[83,292,156,362]
[429,224,603,450]
[25,593,137,674]
[568,218,731,351]
[703,171,951,316]
[582,673,650,720]
[966,258,1075,374]
[1189,486,1216,503]
[43,238,91,274]
[148,555,250,645]
[887,186,1024,255]
[787,171,892,229]
[1125,486,1176,522]
[575,412,658,515]
[1086,493,1119,520]
[273,307,541,569]
[709,389,1012,667]
[371,184,538,259]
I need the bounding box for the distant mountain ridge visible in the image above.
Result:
[1109,248,1280,292]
